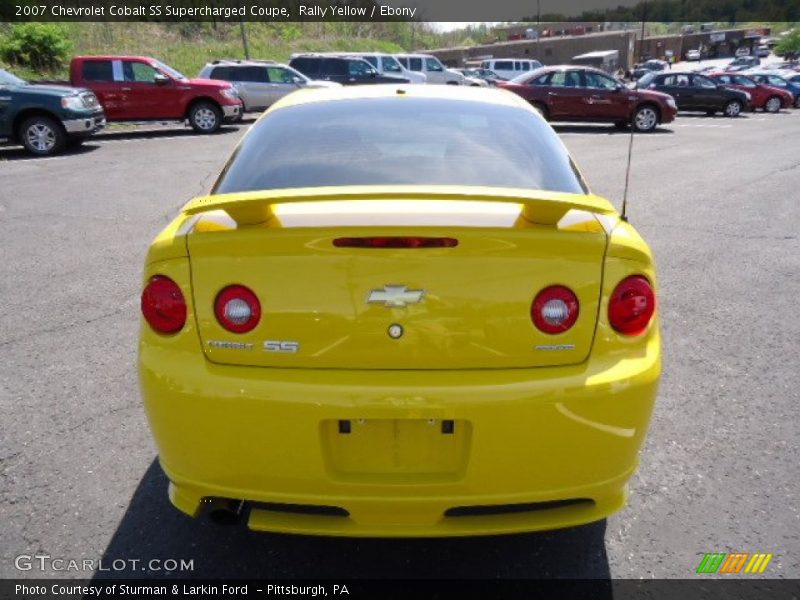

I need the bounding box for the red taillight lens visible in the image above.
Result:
[141,275,186,334]
[608,275,656,336]
[333,237,458,248]
[214,285,261,333]
[531,285,580,334]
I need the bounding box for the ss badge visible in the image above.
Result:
[263,340,300,353]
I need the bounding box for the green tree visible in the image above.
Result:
[775,29,800,59]
[0,23,72,71]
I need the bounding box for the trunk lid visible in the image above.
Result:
[185,191,612,370]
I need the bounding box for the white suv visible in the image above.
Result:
[480,59,543,81]
[198,60,339,112]
[395,54,465,85]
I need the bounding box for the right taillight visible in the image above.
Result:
[214,285,261,333]
[141,275,187,334]
[608,275,656,336]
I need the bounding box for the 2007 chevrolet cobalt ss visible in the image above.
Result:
[138,85,660,536]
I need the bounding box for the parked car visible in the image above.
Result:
[746,72,800,107]
[630,60,670,81]
[198,60,339,112]
[735,47,752,58]
[394,54,465,85]
[453,69,488,87]
[138,84,660,537]
[0,68,105,156]
[708,72,793,112]
[480,58,543,80]
[728,56,760,69]
[637,71,751,117]
[67,55,242,133]
[497,66,677,132]
[288,54,408,85]
[459,67,507,85]
[336,52,425,84]
[686,49,702,61]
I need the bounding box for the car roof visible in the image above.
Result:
[206,59,279,66]
[267,83,531,112]
[75,55,162,62]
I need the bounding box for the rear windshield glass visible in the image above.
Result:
[213,97,588,195]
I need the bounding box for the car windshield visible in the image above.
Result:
[510,68,544,84]
[152,59,186,80]
[0,69,26,86]
[213,97,587,195]
[637,72,656,86]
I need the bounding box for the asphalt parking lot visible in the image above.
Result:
[1,109,798,580]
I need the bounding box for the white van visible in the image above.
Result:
[394,54,465,85]
[480,58,543,80]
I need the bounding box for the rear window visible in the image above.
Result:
[289,58,318,77]
[213,98,587,195]
[82,60,114,82]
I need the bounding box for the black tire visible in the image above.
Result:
[723,99,743,118]
[764,96,781,113]
[632,104,659,132]
[188,101,222,133]
[18,115,66,156]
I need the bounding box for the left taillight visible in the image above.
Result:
[141,275,187,334]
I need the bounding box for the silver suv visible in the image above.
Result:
[198,60,340,112]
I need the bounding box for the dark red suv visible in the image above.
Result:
[498,65,678,132]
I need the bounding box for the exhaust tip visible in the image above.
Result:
[203,498,245,526]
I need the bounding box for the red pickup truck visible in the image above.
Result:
[68,56,242,133]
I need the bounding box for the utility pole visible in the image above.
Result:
[639,1,647,61]
[238,0,251,59]
[536,0,541,62]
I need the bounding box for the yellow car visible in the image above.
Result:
[139,85,660,537]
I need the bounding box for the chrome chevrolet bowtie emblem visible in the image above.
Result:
[366,285,425,308]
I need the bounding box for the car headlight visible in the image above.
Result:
[666,96,677,109]
[221,87,239,99]
[61,95,84,110]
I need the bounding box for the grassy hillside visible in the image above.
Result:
[0,21,453,78]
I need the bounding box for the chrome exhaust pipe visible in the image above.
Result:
[205,498,245,525]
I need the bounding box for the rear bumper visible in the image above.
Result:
[140,326,660,537]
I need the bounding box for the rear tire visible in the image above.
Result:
[189,101,222,133]
[764,96,781,113]
[18,115,65,156]
[632,105,659,132]
[723,100,742,117]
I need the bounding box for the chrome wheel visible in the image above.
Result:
[192,107,218,131]
[765,97,781,113]
[25,123,57,152]
[724,100,742,117]
[634,106,658,131]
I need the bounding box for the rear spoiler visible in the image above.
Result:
[181,185,618,227]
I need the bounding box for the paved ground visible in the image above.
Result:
[1,108,798,580]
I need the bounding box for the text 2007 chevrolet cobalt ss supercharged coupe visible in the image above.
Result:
[138,85,660,537]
